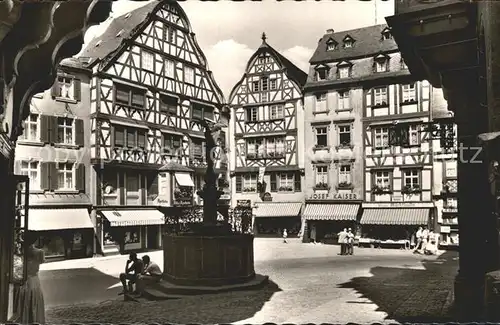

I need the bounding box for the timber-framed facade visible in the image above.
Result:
[80,0,228,255]
[228,34,307,237]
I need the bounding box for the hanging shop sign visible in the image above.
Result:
[156,173,170,206]
[237,199,252,207]
[308,192,358,200]
[258,167,266,183]
[262,192,272,202]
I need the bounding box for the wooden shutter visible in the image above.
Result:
[400,125,410,147]
[73,79,81,101]
[370,89,375,107]
[388,127,398,146]
[40,115,50,143]
[48,162,58,190]
[270,173,277,192]
[75,164,86,192]
[40,162,50,190]
[138,131,146,149]
[74,119,84,146]
[50,116,58,144]
[294,172,301,192]
[13,160,21,175]
[235,175,242,193]
[126,129,135,148]
[114,126,124,146]
[51,78,59,98]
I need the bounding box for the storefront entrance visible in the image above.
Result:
[147,225,160,249]
[253,202,303,237]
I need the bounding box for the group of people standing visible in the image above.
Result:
[338,228,355,255]
[414,226,438,255]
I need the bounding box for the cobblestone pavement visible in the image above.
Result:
[43,239,457,324]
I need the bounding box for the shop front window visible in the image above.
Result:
[37,235,65,257]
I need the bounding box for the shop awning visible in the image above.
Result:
[360,209,429,225]
[174,172,194,187]
[101,210,165,227]
[27,208,94,231]
[254,202,302,218]
[303,204,359,221]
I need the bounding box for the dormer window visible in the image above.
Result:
[343,35,355,48]
[336,61,352,79]
[381,29,392,40]
[373,55,389,73]
[326,38,338,51]
[315,65,330,81]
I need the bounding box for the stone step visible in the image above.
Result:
[143,274,269,298]
[141,288,184,301]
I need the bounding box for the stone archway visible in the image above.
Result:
[0,1,111,321]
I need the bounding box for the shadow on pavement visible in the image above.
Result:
[40,267,122,308]
[338,250,458,323]
[46,279,281,324]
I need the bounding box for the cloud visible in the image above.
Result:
[204,40,314,99]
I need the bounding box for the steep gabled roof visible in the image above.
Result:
[229,37,307,101]
[80,1,158,64]
[310,24,398,64]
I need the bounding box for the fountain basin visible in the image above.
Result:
[162,233,256,286]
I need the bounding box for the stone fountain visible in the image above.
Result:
[159,118,268,295]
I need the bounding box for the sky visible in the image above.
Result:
[83,0,394,99]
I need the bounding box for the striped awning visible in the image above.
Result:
[101,210,165,227]
[26,208,94,231]
[303,204,359,221]
[254,202,302,218]
[360,208,429,225]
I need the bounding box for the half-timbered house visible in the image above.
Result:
[430,88,458,249]
[14,58,96,260]
[228,34,307,237]
[79,1,228,254]
[301,28,368,243]
[357,25,435,247]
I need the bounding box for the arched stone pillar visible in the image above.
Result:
[0,1,111,321]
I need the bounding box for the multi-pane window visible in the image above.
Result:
[374,171,390,190]
[344,40,353,48]
[142,51,154,71]
[374,127,389,149]
[57,117,74,145]
[408,125,419,146]
[184,66,194,84]
[338,67,349,79]
[164,25,175,43]
[315,166,328,185]
[114,127,147,149]
[375,60,387,73]
[20,161,39,189]
[402,84,416,102]
[403,169,419,188]
[270,79,277,90]
[243,174,257,191]
[247,107,258,121]
[265,137,285,156]
[164,59,175,78]
[22,114,38,141]
[278,173,294,192]
[316,127,328,147]
[338,125,351,146]
[246,139,260,157]
[338,91,350,110]
[160,95,177,115]
[115,84,145,108]
[261,77,269,91]
[327,42,337,51]
[192,106,203,120]
[55,76,74,99]
[316,92,327,111]
[373,87,388,106]
[339,165,351,184]
[252,81,259,92]
[163,134,181,153]
[57,163,74,190]
[191,139,203,158]
[382,31,392,40]
[270,104,284,119]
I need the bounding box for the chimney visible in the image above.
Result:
[326,29,334,34]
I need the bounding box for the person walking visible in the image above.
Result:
[283,228,288,243]
[11,231,46,324]
[338,228,347,255]
[420,226,429,254]
[347,228,355,255]
[413,226,423,253]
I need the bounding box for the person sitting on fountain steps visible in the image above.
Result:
[118,252,144,295]
[134,255,162,297]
